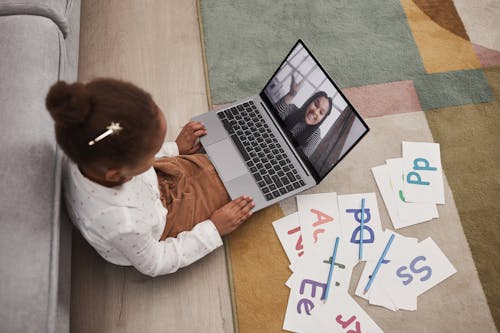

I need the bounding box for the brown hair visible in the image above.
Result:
[46,78,162,168]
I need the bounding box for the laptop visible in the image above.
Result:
[192,40,369,211]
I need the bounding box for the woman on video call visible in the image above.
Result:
[274,74,333,157]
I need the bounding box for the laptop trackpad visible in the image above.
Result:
[206,138,248,182]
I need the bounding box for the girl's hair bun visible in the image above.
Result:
[46,81,91,127]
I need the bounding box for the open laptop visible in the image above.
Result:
[192,40,369,211]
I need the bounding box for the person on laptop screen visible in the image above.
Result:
[264,44,366,178]
[274,74,333,157]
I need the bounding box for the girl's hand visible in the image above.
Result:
[176,121,207,155]
[210,196,255,236]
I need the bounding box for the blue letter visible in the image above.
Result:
[350,225,374,244]
[413,158,437,171]
[410,256,432,282]
[396,266,413,285]
[346,208,372,224]
[407,172,430,186]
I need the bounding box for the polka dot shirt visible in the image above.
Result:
[63,142,222,276]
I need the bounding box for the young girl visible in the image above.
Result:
[46,78,254,277]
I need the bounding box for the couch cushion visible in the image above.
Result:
[0,15,62,333]
[0,0,73,37]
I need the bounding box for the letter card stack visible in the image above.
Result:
[371,142,444,229]
[273,191,456,333]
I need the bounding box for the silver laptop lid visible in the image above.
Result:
[259,40,369,183]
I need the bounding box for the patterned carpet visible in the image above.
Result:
[198,0,500,331]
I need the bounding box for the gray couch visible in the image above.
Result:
[0,1,81,332]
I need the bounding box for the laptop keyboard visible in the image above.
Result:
[217,100,306,201]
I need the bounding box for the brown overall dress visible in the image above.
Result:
[154,154,230,240]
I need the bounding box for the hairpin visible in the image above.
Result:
[88,122,123,146]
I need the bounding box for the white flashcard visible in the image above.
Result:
[380,237,456,311]
[386,158,439,227]
[323,242,355,296]
[402,141,445,204]
[370,229,419,263]
[321,294,384,333]
[283,252,337,333]
[387,285,418,311]
[306,238,354,296]
[371,164,403,229]
[368,279,398,312]
[377,265,418,311]
[286,273,295,289]
[354,260,396,311]
[297,193,341,253]
[354,230,417,310]
[337,193,384,264]
[272,213,304,265]
[411,237,457,295]
[283,239,354,333]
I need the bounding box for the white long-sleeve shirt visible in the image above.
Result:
[63,142,223,277]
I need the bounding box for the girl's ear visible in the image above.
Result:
[104,168,126,182]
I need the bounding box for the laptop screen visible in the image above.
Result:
[260,40,369,182]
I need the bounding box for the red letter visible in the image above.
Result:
[295,235,304,257]
[288,226,304,257]
[310,209,334,227]
[336,315,356,329]
[287,226,301,235]
[313,228,325,243]
[347,321,361,333]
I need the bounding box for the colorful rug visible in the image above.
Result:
[198,0,500,331]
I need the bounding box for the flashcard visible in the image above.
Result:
[386,284,417,311]
[321,243,355,296]
[286,272,295,289]
[386,158,439,227]
[355,260,377,301]
[371,164,402,229]
[405,237,456,295]
[304,239,354,295]
[297,193,341,253]
[379,237,456,311]
[337,193,383,264]
[354,260,397,311]
[283,240,354,332]
[321,294,384,333]
[373,230,419,263]
[272,213,304,264]
[368,279,398,312]
[379,267,418,312]
[354,230,417,311]
[286,263,298,288]
[283,253,336,333]
[402,142,445,204]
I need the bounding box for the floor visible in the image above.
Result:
[71,1,234,332]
